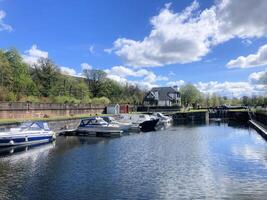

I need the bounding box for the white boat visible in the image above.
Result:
[0,121,55,147]
[101,116,141,132]
[151,112,173,124]
[115,114,160,132]
[76,117,123,137]
[101,116,132,131]
[117,114,153,124]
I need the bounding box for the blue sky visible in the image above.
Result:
[0,0,267,96]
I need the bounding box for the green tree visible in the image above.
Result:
[32,58,60,97]
[0,50,13,88]
[83,69,107,97]
[5,49,37,97]
[179,84,201,107]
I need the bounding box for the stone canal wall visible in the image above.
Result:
[172,110,250,124]
[0,102,106,119]
[172,111,209,124]
[255,111,267,126]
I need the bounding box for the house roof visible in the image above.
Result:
[144,87,179,101]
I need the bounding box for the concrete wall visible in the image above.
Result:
[137,105,180,113]
[0,102,106,119]
[255,112,267,126]
[172,111,209,124]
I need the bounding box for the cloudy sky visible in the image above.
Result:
[0,0,267,97]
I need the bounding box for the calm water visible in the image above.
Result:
[0,122,267,200]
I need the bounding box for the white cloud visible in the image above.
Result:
[227,44,267,68]
[22,44,48,65]
[89,45,94,54]
[60,66,77,76]
[104,48,113,54]
[195,81,265,97]
[167,80,185,88]
[110,1,217,67]
[242,39,252,46]
[105,66,168,83]
[249,69,267,84]
[81,63,92,70]
[104,66,167,90]
[108,0,267,67]
[0,10,12,32]
[216,0,267,41]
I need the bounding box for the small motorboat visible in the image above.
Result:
[115,114,160,132]
[102,116,140,132]
[151,112,173,123]
[76,117,123,137]
[139,118,159,132]
[0,121,55,147]
[101,116,132,131]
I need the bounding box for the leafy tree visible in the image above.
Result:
[32,58,60,97]
[179,84,201,107]
[0,50,12,88]
[83,69,107,97]
[5,49,36,96]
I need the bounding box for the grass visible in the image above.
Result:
[0,112,141,125]
[0,113,110,125]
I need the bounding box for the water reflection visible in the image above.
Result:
[0,123,266,199]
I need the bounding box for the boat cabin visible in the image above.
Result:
[79,117,108,127]
[18,121,51,131]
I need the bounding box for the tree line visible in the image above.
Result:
[179,84,267,108]
[0,48,145,104]
[0,48,266,107]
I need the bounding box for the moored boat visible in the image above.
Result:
[102,116,140,132]
[115,114,161,132]
[139,118,159,132]
[76,117,123,137]
[151,112,173,124]
[0,121,55,147]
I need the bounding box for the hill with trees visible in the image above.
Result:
[0,48,145,104]
[0,48,266,107]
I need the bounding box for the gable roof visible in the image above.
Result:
[144,87,179,101]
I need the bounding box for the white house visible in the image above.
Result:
[143,87,181,107]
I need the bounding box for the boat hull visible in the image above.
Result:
[139,119,159,132]
[76,127,123,137]
[0,135,54,147]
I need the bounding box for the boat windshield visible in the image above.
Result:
[20,122,33,129]
[102,117,115,123]
[19,122,50,131]
[80,118,108,127]
[157,113,164,117]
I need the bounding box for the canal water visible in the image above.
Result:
[0,122,267,200]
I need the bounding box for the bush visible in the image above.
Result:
[91,97,110,105]
[26,96,40,103]
[18,95,40,103]
[52,96,81,104]
[5,92,17,102]
[0,87,9,101]
[81,95,92,104]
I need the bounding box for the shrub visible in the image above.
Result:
[91,97,110,105]
[52,96,81,104]
[19,95,40,103]
[5,92,17,102]
[81,95,92,104]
